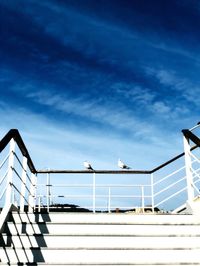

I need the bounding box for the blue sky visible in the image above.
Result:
[0,0,200,171]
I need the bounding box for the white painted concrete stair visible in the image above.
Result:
[1,212,200,265]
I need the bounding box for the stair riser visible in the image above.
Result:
[1,249,200,264]
[2,235,200,249]
[6,223,200,236]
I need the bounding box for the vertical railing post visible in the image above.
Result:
[151,173,155,213]
[28,173,36,212]
[92,173,96,213]
[46,172,51,213]
[141,186,144,213]
[5,138,15,208]
[38,195,41,213]
[183,135,194,202]
[34,173,37,211]
[108,187,111,213]
[20,156,28,212]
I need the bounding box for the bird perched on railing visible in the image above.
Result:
[83,161,94,170]
[118,159,131,169]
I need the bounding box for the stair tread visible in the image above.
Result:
[1,249,200,264]
[2,246,200,250]
[1,265,200,266]
[11,212,200,225]
[1,211,200,265]
[6,223,200,237]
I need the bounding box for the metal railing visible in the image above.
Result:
[0,130,37,231]
[0,124,200,216]
[35,153,198,213]
[36,172,154,213]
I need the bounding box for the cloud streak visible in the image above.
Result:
[26,89,156,139]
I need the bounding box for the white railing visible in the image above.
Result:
[0,130,37,231]
[36,176,154,213]
[1,124,200,216]
[35,157,191,213]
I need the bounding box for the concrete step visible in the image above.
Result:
[11,212,200,225]
[3,234,200,249]
[6,222,200,236]
[2,211,200,265]
[2,264,200,266]
[1,248,200,264]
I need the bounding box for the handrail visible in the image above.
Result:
[37,145,198,175]
[37,169,151,174]
[0,129,196,176]
[0,129,36,173]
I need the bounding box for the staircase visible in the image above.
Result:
[1,211,200,265]
[1,126,200,265]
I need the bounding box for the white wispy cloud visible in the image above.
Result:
[112,82,156,105]
[146,67,200,106]
[111,80,190,121]
[26,89,155,138]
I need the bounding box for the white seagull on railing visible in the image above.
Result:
[84,161,94,170]
[118,159,131,169]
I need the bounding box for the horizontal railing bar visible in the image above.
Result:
[37,169,151,174]
[43,194,152,198]
[47,184,152,188]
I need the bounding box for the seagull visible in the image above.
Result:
[84,161,94,170]
[118,159,131,169]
